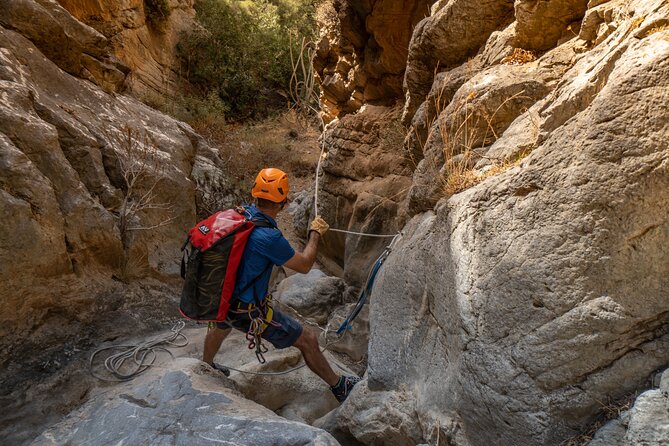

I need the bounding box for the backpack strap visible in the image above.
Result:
[250,216,276,229]
[232,215,276,300]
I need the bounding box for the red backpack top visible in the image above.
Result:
[179,208,272,322]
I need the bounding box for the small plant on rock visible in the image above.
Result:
[107,127,174,282]
[144,0,171,29]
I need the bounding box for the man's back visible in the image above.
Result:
[234,205,295,303]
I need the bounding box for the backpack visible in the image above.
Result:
[179,207,273,322]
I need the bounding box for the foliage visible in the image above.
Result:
[178,0,319,120]
[144,0,171,28]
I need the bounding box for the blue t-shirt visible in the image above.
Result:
[234,205,295,303]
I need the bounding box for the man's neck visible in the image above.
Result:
[256,204,279,219]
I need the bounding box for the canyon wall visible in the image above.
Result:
[0,0,228,397]
[56,0,195,97]
[313,0,669,444]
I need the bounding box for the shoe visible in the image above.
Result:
[210,362,230,377]
[330,375,361,403]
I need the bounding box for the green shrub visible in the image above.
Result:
[178,0,318,120]
[144,0,171,28]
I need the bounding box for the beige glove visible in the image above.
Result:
[309,216,329,236]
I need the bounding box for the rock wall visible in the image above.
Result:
[314,0,669,444]
[0,0,228,394]
[314,0,433,123]
[56,0,195,97]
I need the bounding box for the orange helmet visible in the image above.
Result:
[252,168,290,203]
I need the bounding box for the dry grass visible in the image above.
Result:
[560,394,637,446]
[406,73,536,200]
[435,87,532,197]
[501,48,537,65]
[443,150,529,195]
[191,109,321,194]
[640,21,669,38]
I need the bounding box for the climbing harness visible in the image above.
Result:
[89,321,188,382]
[336,232,402,334]
[226,295,278,364]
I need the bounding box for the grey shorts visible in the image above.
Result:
[217,301,303,349]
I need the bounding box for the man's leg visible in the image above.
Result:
[292,328,339,386]
[203,325,232,365]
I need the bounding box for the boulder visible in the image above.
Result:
[315,379,427,446]
[624,369,669,444]
[275,269,346,325]
[57,0,196,97]
[514,0,588,51]
[230,347,349,426]
[352,4,669,445]
[588,369,669,445]
[402,0,515,123]
[30,358,340,445]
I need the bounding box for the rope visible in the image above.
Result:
[336,233,401,334]
[89,321,188,382]
[311,105,397,239]
[329,228,397,237]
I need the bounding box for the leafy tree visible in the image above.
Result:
[179,0,318,120]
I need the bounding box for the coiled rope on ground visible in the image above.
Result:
[89,321,188,382]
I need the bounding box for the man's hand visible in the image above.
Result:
[285,216,328,274]
[309,216,329,237]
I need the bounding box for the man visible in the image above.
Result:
[203,167,361,403]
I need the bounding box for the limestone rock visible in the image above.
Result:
[58,0,196,97]
[0,3,229,411]
[579,0,629,45]
[230,348,349,426]
[30,358,340,445]
[588,415,629,446]
[624,369,669,445]
[323,302,370,363]
[315,380,425,446]
[402,0,515,123]
[406,61,552,214]
[275,269,346,325]
[514,0,589,51]
[293,105,410,286]
[0,0,127,92]
[588,369,669,445]
[351,4,669,445]
[314,0,432,122]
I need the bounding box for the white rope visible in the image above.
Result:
[313,110,326,218]
[89,321,188,382]
[311,106,398,239]
[329,228,397,238]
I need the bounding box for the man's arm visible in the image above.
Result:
[283,231,320,274]
[283,216,329,274]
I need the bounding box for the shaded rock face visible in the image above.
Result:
[310,0,669,445]
[30,358,340,445]
[293,105,411,286]
[314,0,433,122]
[57,0,195,97]
[0,0,229,402]
[588,368,669,445]
[363,4,669,444]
